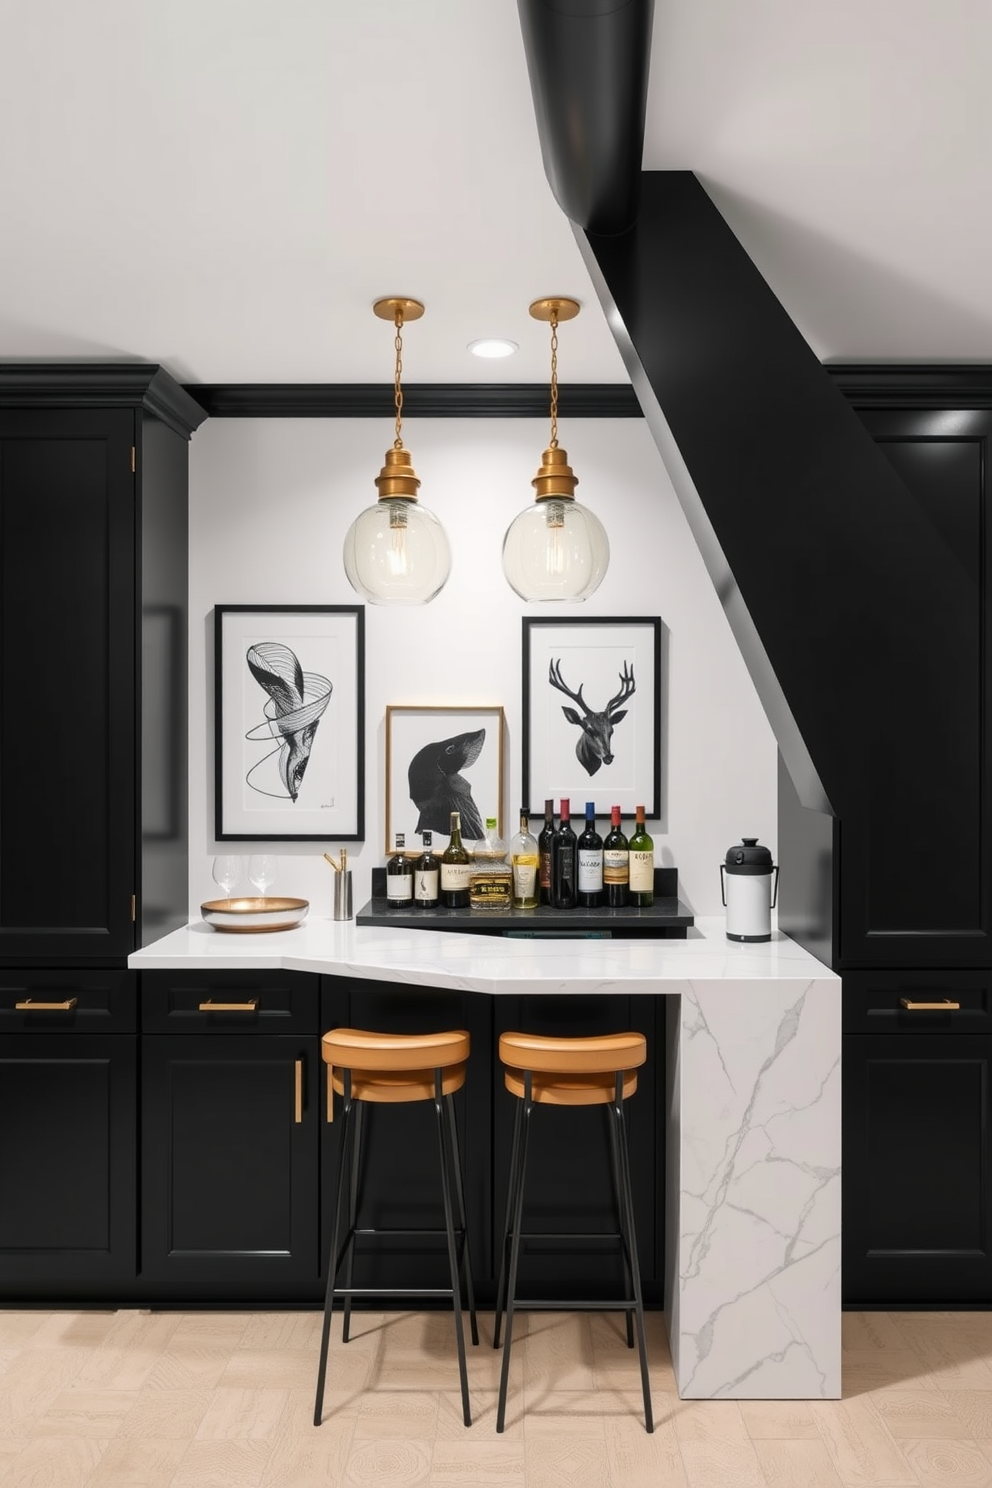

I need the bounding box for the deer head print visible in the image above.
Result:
[548,659,636,776]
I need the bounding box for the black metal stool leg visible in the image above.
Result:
[314,1085,355,1426]
[612,1092,654,1433]
[341,1100,365,1344]
[497,1082,532,1434]
[605,1103,635,1348]
[493,1097,523,1350]
[444,1092,479,1346]
[435,1071,472,1427]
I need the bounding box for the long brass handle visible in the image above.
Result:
[14,998,78,1011]
[326,1065,334,1123]
[899,997,961,1011]
[197,998,259,1012]
[295,1059,303,1123]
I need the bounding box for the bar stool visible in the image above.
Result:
[313,1027,479,1428]
[493,1030,653,1434]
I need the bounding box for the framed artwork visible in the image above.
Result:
[385,705,505,852]
[215,604,365,841]
[522,616,661,819]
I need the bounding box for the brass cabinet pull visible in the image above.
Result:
[14,997,78,1011]
[326,1065,334,1123]
[295,1059,303,1123]
[197,998,259,1012]
[899,997,962,1011]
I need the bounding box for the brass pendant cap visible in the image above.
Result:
[532,445,578,500]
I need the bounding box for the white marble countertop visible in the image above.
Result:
[129,915,839,995]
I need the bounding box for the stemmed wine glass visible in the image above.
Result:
[247,854,278,902]
[212,855,244,905]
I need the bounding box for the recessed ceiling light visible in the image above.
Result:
[468,337,519,359]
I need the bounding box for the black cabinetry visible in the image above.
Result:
[140,971,321,1301]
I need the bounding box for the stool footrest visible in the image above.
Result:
[352,1226,467,1238]
[512,1298,641,1310]
[331,1287,460,1298]
[508,1230,623,1242]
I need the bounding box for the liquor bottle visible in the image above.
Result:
[386,831,413,908]
[414,829,440,908]
[537,798,555,905]
[550,798,577,909]
[577,801,603,908]
[628,804,655,907]
[469,817,512,912]
[603,805,629,908]
[508,808,540,910]
[440,810,471,909]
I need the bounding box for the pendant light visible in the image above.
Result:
[501,297,609,602]
[343,297,451,605]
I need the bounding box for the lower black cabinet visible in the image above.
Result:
[0,1033,137,1299]
[843,1031,992,1304]
[140,1034,321,1300]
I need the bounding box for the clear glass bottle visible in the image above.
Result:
[509,808,540,909]
[414,829,440,908]
[577,801,603,908]
[550,798,577,909]
[603,804,629,908]
[440,811,471,909]
[469,816,512,912]
[386,831,413,907]
[628,804,655,907]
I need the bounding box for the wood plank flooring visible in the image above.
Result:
[1,1309,992,1486]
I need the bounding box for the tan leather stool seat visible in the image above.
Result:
[322,1028,470,1109]
[499,1030,645,1106]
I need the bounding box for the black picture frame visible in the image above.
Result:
[214,604,365,841]
[522,615,661,820]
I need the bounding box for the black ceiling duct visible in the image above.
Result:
[517,0,654,235]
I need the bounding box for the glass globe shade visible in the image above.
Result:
[502,498,609,602]
[343,498,451,605]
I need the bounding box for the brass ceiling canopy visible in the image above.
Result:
[372,297,425,323]
[529,296,580,323]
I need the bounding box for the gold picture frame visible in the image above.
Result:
[384,704,505,853]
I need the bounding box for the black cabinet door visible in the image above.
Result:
[141,1034,320,1301]
[839,409,992,968]
[843,1032,992,1304]
[0,408,137,962]
[0,1034,137,1298]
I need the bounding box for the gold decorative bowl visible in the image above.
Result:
[201,897,310,933]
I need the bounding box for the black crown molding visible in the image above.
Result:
[180,382,642,420]
[826,364,992,409]
[0,363,208,439]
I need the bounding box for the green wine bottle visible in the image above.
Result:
[627,804,654,907]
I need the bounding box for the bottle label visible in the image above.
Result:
[603,849,629,884]
[386,870,413,901]
[629,850,654,892]
[512,858,538,897]
[539,850,551,889]
[440,862,472,891]
[470,872,512,910]
[414,869,439,902]
[578,849,603,893]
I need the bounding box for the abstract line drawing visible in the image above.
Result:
[408,729,486,840]
[244,641,332,802]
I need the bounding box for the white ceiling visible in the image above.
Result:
[1,0,989,388]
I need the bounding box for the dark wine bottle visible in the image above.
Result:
[386,831,413,908]
[537,797,555,906]
[440,810,471,909]
[577,801,603,908]
[628,804,655,907]
[603,804,629,908]
[414,829,440,908]
[550,797,577,909]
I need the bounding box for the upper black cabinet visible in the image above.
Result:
[0,367,206,964]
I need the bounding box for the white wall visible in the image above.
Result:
[188,416,777,919]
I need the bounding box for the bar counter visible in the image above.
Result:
[131,916,841,1399]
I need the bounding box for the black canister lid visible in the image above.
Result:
[724,837,774,874]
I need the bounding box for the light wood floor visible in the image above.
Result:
[3,1309,992,1486]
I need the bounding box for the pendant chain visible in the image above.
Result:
[548,310,559,449]
[393,311,405,449]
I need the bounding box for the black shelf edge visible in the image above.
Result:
[357,894,694,937]
[180,382,643,420]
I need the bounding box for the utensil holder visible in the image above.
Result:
[333,870,354,921]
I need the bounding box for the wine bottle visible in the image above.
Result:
[603,804,629,908]
[440,810,471,909]
[550,797,577,909]
[537,797,554,906]
[577,801,603,908]
[509,808,540,910]
[414,829,440,908]
[386,831,413,908]
[628,804,655,907]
